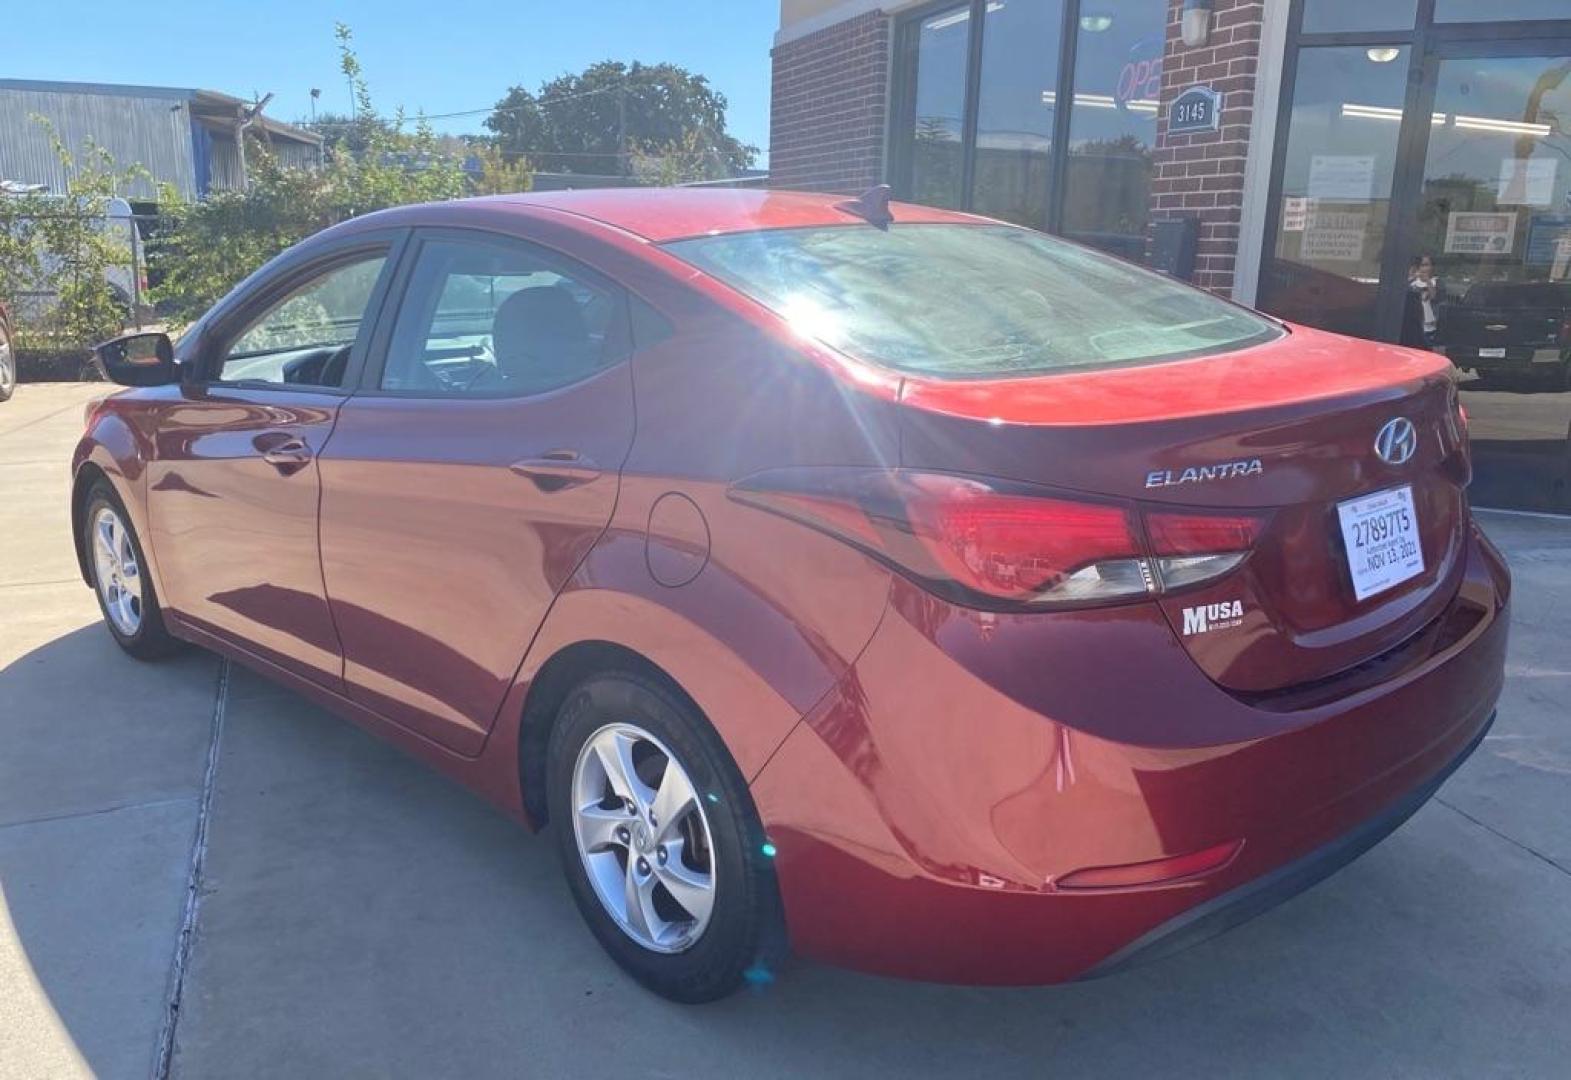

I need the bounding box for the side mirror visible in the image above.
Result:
[95,331,176,387]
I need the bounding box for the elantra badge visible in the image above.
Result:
[1145,458,1263,489]
[1374,417,1417,466]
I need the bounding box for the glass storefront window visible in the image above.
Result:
[1435,1,1571,20]
[1418,54,1571,512]
[1061,5,1164,260]
[1258,45,1410,339]
[906,3,970,209]
[970,0,1064,228]
[1301,0,1418,34]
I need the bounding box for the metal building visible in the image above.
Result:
[0,78,321,200]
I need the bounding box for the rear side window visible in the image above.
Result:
[379,237,620,396]
[664,224,1280,378]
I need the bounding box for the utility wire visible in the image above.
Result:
[305,79,626,129]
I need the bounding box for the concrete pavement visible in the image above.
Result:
[2,382,1569,1078]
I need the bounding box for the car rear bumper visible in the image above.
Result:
[1082,706,1493,979]
[750,524,1509,985]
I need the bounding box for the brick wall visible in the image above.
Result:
[1148,0,1265,297]
[769,11,891,194]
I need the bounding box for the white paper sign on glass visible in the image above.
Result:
[1337,486,1425,603]
[1497,158,1556,208]
[1445,211,1517,255]
[1308,155,1376,201]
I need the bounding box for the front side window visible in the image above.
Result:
[217,254,387,387]
[378,237,620,396]
[666,224,1279,378]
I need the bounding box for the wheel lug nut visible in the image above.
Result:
[648,814,658,829]
[656,847,667,865]
[616,827,629,843]
[637,858,650,875]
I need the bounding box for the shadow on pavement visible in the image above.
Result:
[0,625,214,1079]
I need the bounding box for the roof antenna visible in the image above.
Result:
[837,184,894,228]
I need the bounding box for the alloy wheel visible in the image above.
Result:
[570,722,717,953]
[91,506,143,636]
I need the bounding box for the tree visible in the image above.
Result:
[485,61,756,178]
[151,24,471,323]
[468,144,535,195]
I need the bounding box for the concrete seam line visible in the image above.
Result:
[152,657,230,1080]
[1473,506,1571,523]
[1436,796,1571,880]
[0,794,198,833]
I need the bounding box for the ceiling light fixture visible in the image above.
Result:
[1366,47,1401,63]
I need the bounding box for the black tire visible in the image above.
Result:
[546,670,785,1003]
[82,480,182,660]
[0,314,15,402]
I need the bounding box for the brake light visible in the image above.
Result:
[1144,510,1263,590]
[730,468,1265,611]
[1145,511,1262,556]
[904,477,1142,602]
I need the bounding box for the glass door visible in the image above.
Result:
[1257,44,1413,340]
[1417,45,1571,511]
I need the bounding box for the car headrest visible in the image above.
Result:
[492,285,591,384]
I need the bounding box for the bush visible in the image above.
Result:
[0,123,147,353]
[149,24,483,325]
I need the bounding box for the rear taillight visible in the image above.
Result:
[731,468,1267,611]
[1145,510,1262,590]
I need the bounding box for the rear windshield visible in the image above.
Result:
[664,224,1280,378]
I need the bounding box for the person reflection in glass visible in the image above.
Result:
[1403,254,1439,349]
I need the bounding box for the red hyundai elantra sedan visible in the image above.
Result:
[74,189,1508,1002]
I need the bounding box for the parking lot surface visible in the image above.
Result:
[3,382,1570,1078]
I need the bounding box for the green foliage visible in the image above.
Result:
[150,23,472,324]
[486,60,756,178]
[0,120,148,351]
[469,143,535,196]
[630,128,734,187]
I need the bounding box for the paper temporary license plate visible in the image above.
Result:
[1337,486,1425,602]
[1478,347,1507,358]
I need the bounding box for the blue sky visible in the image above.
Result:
[6,0,779,164]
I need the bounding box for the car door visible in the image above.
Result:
[147,233,406,687]
[317,229,635,754]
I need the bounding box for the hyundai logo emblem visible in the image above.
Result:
[1375,417,1418,466]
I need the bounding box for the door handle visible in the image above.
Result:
[253,433,314,474]
[509,449,601,492]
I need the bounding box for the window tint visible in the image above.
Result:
[380,238,620,396]
[219,255,387,387]
[665,224,1280,378]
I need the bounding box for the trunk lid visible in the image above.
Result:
[898,325,1471,693]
